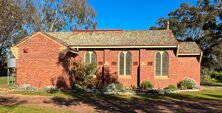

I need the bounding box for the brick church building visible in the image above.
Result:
[11,29,202,89]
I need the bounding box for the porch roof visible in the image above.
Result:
[178,42,201,54]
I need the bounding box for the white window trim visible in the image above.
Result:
[84,51,94,63]
[154,51,169,77]
[118,51,131,76]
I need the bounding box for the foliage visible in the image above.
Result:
[115,82,124,90]
[131,85,137,90]
[106,83,116,92]
[23,0,97,32]
[150,0,222,72]
[178,78,198,89]
[201,74,212,81]
[105,82,124,92]
[200,74,222,86]
[71,61,97,89]
[10,89,222,100]
[211,71,222,82]
[9,84,58,92]
[167,85,177,90]
[0,0,97,71]
[0,0,28,58]
[140,81,153,90]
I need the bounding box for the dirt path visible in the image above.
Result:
[0,93,95,113]
[1,91,222,113]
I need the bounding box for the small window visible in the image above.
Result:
[155,51,169,76]
[118,51,131,76]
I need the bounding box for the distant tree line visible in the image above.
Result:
[0,0,97,73]
[150,0,222,74]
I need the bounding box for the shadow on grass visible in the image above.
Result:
[41,91,222,113]
[9,89,222,112]
[0,96,27,112]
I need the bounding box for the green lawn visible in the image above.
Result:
[0,105,73,113]
[0,76,8,89]
[201,80,222,86]
[0,76,7,84]
[0,77,222,113]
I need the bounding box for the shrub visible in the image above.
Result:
[140,81,153,90]
[167,85,177,90]
[115,82,123,90]
[178,78,197,89]
[211,71,222,82]
[106,82,124,92]
[131,85,137,90]
[106,83,115,91]
[201,75,212,82]
[71,60,98,89]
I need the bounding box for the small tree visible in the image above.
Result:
[70,60,97,89]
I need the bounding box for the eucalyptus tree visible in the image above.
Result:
[24,0,97,32]
[150,0,222,72]
[0,0,27,58]
[0,0,97,70]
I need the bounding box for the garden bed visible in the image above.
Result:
[64,88,200,95]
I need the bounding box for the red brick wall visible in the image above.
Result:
[16,33,70,88]
[73,49,200,89]
[15,33,200,89]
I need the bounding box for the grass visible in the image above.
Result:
[201,80,222,86]
[0,76,9,89]
[0,76,16,89]
[0,76,7,84]
[0,105,73,113]
[10,89,222,100]
[200,74,222,86]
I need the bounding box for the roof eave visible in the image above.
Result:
[70,45,178,49]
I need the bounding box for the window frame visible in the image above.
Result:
[84,51,97,64]
[118,51,132,76]
[154,51,169,77]
[84,51,97,76]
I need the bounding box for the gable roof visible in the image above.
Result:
[14,32,68,47]
[44,30,179,46]
[178,42,201,54]
[12,30,202,56]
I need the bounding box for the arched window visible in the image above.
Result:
[155,51,169,76]
[162,52,169,76]
[155,52,161,76]
[119,52,124,75]
[85,52,90,65]
[119,51,131,76]
[91,52,97,64]
[84,51,97,74]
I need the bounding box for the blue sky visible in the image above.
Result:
[88,0,197,30]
